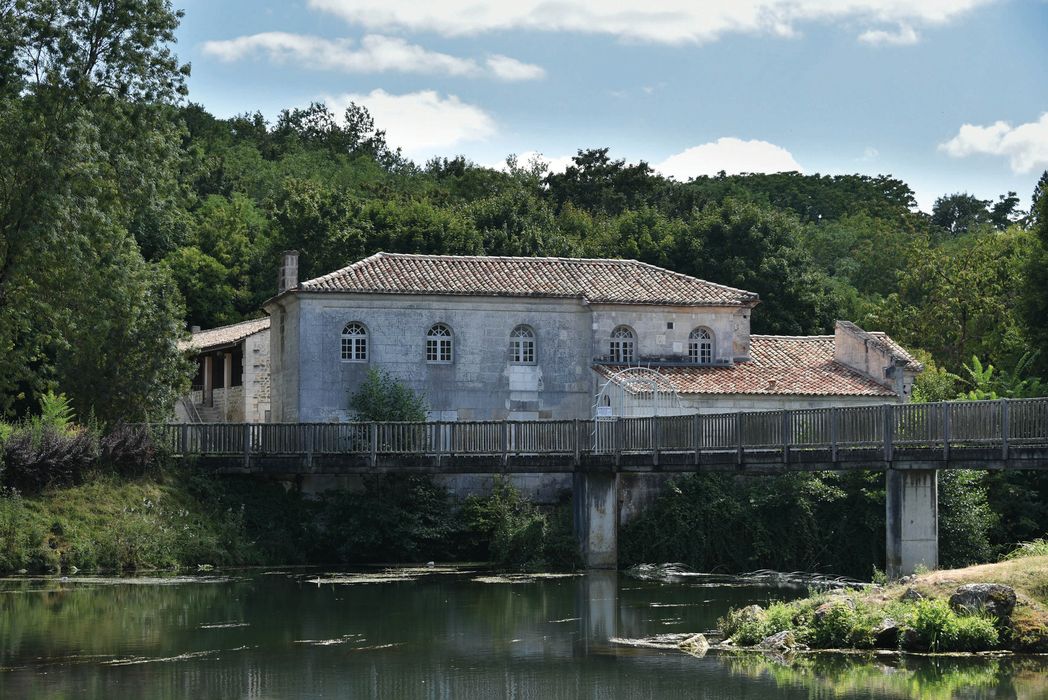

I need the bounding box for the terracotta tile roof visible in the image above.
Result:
[180,317,270,353]
[594,335,899,397]
[299,252,759,307]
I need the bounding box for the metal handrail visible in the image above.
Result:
[154,397,1048,463]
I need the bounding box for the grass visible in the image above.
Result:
[0,470,306,573]
[718,555,1048,653]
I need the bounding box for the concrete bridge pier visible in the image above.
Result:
[574,471,619,569]
[886,468,938,578]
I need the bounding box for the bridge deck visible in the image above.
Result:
[157,398,1048,474]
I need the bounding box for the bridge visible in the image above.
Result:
[156,397,1048,578]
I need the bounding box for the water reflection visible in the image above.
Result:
[0,570,1044,699]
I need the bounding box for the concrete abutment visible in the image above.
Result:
[886,468,938,578]
[573,472,620,569]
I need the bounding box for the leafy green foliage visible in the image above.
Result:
[349,368,427,422]
[622,468,996,577]
[1003,538,1048,560]
[906,599,998,652]
[0,0,191,422]
[957,353,1045,400]
[37,391,74,434]
[720,595,1003,652]
[459,478,577,570]
[322,475,459,563]
[938,470,997,567]
[873,227,1033,371]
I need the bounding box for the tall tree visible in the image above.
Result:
[1023,178,1048,374]
[544,148,666,215]
[0,0,191,420]
[675,199,841,335]
[876,228,1032,369]
[931,193,991,236]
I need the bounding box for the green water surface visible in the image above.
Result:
[1,569,1045,699]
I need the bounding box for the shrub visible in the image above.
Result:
[459,478,578,570]
[323,474,457,563]
[950,614,999,651]
[719,605,771,645]
[765,601,797,636]
[349,368,427,422]
[809,604,858,648]
[907,599,955,652]
[99,423,156,476]
[2,426,98,493]
[37,391,75,434]
[904,598,999,652]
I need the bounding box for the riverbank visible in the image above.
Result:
[0,470,576,574]
[717,553,1048,653]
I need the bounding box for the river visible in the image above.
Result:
[1,568,1045,699]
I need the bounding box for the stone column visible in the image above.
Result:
[203,354,213,407]
[223,351,233,421]
[886,468,938,578]
[574,471,619,569]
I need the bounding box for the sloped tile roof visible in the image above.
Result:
[299,252,759,307]
[868,331,924,372]
[180,317,270,353]
[594,335,899,397]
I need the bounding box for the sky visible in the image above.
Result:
[175,0,1048,212]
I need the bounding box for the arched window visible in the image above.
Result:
[609,326,635,363]
[510,325,536,364]
[689,327,714,364]
[426,324,453,363]
[341,322,368,362]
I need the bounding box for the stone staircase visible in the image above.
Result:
[194,403,224,423]
[179,394,225,423]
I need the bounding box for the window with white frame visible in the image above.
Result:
[426,324,453,363]
[341,322,368,362]
[609,326,635,363]
[510,325,535,364]
[689,327,714,364]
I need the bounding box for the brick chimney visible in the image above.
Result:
[278,250,299,294]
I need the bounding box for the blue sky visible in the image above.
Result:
[175,0,1048,211]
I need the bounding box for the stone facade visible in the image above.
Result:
[262,252,921,423]
[243,328,271,423]
[264,290,762,423]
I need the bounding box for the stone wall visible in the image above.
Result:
[589,304,750,363]
[213,386,244,422]
[279,293,598,422]
[243,329,271,423]
[270,293,748,423]
[833,320,915,398]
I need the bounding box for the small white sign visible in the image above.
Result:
[596,406,614,418]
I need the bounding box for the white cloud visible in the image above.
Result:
[654,138,803,180]
[490,151,576,174]
[307,0,993,44]
[939,113,1048,174]
[858,23,919,45]
[486,55,546,81]
[202,32,543,81]
[325,90,497,156]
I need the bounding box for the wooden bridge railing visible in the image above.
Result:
[154,397,1048,464]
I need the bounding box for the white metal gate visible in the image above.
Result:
[593,367,686,452]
